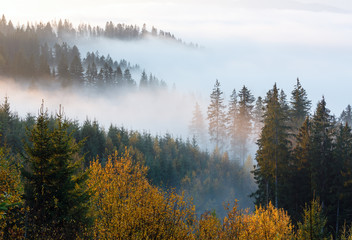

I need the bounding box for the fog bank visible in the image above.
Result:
[0,78,201,138]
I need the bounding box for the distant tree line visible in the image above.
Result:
[0,15,167,90]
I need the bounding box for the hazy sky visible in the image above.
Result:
[2,0,352,133]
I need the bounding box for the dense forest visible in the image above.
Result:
[0,15,168,90]
[1,78,352,238]
[2,14,352,239]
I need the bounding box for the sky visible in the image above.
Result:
[1,0,352,134]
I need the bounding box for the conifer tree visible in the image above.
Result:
[22,104,91,239]
[252,84,290,208]
[189,102,206,147]
[310,97,334,211]
[69,55,84,83]
[207,80,227,151]
[297,199,328,240]
[236,85,255,164]
[339,104,352,127]
[115,66,123,86]
[290,78,311,133]
[57,54,70,85]
[290,117,312,221]
[253,96,264,138]
[227,89,239,160]
[124,68,135,87]
[333,123,352,233]
[139,70,148,89]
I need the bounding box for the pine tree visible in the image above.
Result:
[253,96,264,138]
[69,55,84,84]
[124,68,135,87]
[290,117,312,222]
[189,102,206,147]
[57,54,70,86]
[227,89,239,160]
[252,84,290,208]
[139,70,148,89]
[333,123,352,233]
[115,66,123,86]
[297,199,329,240]
[236,85,255,164]
[290,78,311,134]
[339,105,352,127]
[22,104,91,239]
[310,97,334,208]
[207,80,227,151]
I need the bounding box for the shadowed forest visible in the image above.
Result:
[1,15,352,239]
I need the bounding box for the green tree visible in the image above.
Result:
[340,104,352,127]
[69,55,84,83]
[253,96,264,138]
[252,84,290,208]
[297,199,329,240]
[334,123,352,234]
[290,117,312,222]
[57,54,70,86]
[139,70,148,89]
[310,97,334,216]
[290,78,311,134]
[189,102,207,147]
[236,85,255,164]
[22,104,91,239]
[207,80,227,151]
[227,89,239,161]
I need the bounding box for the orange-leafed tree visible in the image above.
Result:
[88,149,196,239]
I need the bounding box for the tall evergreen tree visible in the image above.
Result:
[139,70,148,89]
[333,123,352,234]
[69,55,84,83]
[227,89,239,161]
[309,97,335,226]
[115,66,123,86]
[57,54,70,86]
[252,84,290,208]
[290,117,312,222]
[189,102,206,147]
[290,78,311,133]
[236,85,255,164]
[253,96,264,138]
[22,104,91,239]
[207,80,227,151]
[339,104,352,127]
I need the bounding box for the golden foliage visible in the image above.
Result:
[88,149,195,239]
[196,201,295,240]
[197,211,222,240]
[0,147,24,239]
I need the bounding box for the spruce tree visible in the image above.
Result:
[339,104,352,127]
[69,55,84,83]
[252,84,290,208]
[253,96,264,138]
[139,70,148,89]
[189,102,206,147]
[290,78,311,134]
[22,104,91,239]
[227,89,239,160]
[333,123,352,233]
[207,80,227,151]
[236,85,255,164]
[290,117,312,222]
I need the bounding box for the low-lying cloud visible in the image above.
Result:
[0,78,201,138]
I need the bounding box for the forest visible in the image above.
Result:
[2,14,352,239]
